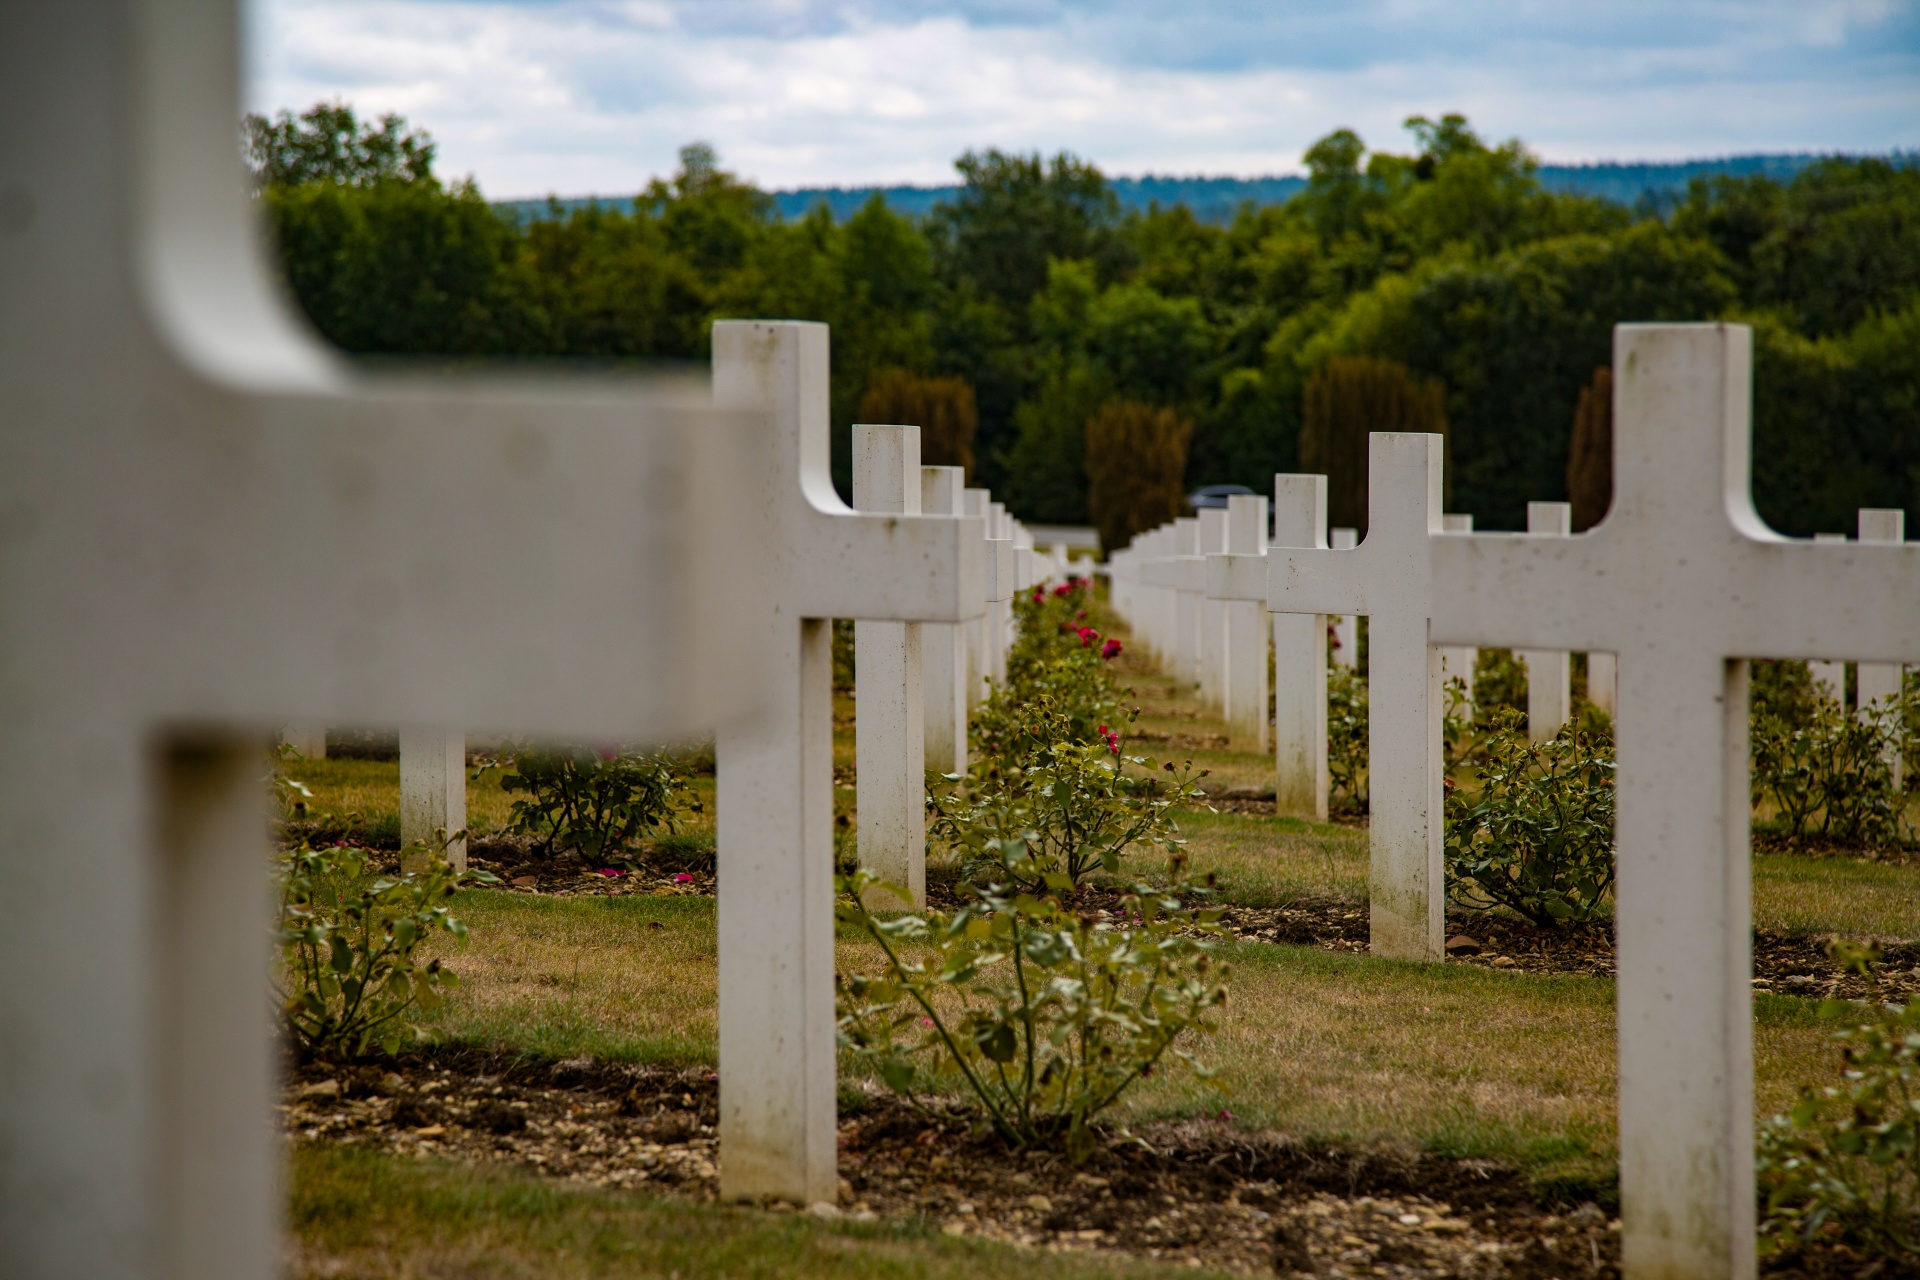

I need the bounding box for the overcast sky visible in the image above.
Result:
[246,0,1920,199]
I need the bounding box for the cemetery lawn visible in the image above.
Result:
[290,1143,1220,1280]
[413,889,1836,1196]
[285,609,1913,1270]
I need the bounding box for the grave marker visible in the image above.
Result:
[711,321,983,1205]
[1209,477,1328,817]
[1521,502,1572,741]
[1807,533,1848,700]
[399,728,467,871]
[1426,323,1920,1278]
[1329,528,1359,669]
[854,424,927,908]
[1266,438,1446,960]
[1197,507,1230,709]
[921,466,970,773]
[1856,509,1906,785]
[1437,515,1477,714]
[1,9,762,1277]
[1223,495,1271,748]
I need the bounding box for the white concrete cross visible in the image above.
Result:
[1520,502,1572,741]
[1427,324,1920,1279]
[1328,528,1359,669]
[1807,533,1848,700]
[921,466,970,774]
[1209,478,1328,817]
[1856,509,1905,785]
[854,424,927,909]
[1,8,763,1277]
[1267,438,1447,960]
[1222,495,1271,749]
[400,728,468,871]
[1197,507,1230,710]
[711,322,983,1206]
[1138,520,1205,686]
[1437,515,1477,715]
[1589,650,1619,716]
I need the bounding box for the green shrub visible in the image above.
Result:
[935,696,1205,891]
[835,863,1228,1161]
[1752,658,1819,728]
[276,843,494,1059]
[1750,697,1903,846]
[1472,647,1528,726]
[1327,663,1369,814]
[1445,709,1616,927]
[485,744,700,864]
[971,576,1125,762]
[832,618,856,693]
[1758,943,1920,1263]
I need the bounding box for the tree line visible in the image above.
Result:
[248,103,1920,543]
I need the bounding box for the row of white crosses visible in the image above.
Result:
[848,422,1067,912]
[1117,324,1920,1277]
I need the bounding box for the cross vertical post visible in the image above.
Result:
[1222,495,1270,749]
[1173,517,1202,686]
[1271,478,1329,819]
[711,321,981,1205]
[1329,528,1359,668]
[1808,533,1848,699]
[400,728,467,870]
[854,424,927,908]
[921,466,970,774]
[1428,323,1920,1278]
[1268,437,1446,960]
[1437,515,1477,714]
[1521,502,1572,740]
[1856,508,1905,784]
[1197,507,1229,709]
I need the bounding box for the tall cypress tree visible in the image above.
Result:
[1300,356,1448,535]
[1567,366,1613,532]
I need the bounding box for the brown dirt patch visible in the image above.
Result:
[287,1050,1624,1277]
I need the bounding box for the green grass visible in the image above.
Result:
[286,606,1903,1270]
[290,1145,1224,1280]
[1752,852,1920,939]
[1172,807,1368,906]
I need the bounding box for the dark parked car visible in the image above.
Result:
[1187,483,1256,510]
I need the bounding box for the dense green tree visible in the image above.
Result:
[246,102,435,188]
[254,102,1920,539]
[266,178,550,356]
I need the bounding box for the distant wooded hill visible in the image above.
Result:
[494,152,1912,226]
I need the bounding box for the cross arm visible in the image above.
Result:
[1139,555,1203,591]
[1267,546,1372,617]
[1429,528,1920,662]
[985,538,1015,604]
[128,376,766,739]
[1206,553,1267,602]
[788,507,987,623]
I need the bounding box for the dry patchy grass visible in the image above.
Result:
[418,893,1839,1188]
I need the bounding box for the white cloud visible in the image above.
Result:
[246,0,1920,197]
